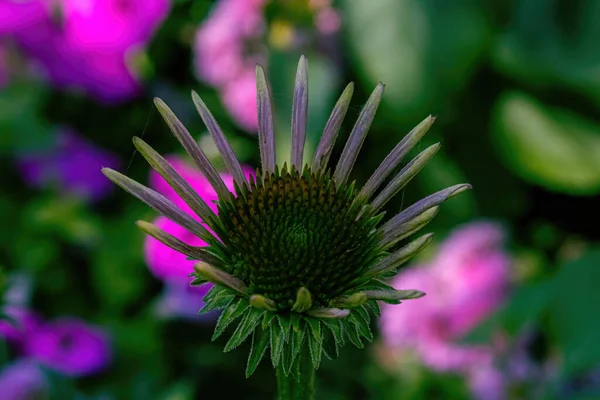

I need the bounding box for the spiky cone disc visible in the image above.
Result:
[102,55,471,379]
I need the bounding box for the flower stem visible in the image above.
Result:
[276,347,315,400]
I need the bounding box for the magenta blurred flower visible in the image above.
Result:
[16,129,120,201]
[145,155,254,282]
[0,0,49,35]
[154,280,216,321]
[0,306,42,348]
[193,0,266,131]
[0,360,48,400]
[145,216,207,281]
[379,221,511,372]
[0,43,7,86]
[23,318,111,377]
[5,0,170,103]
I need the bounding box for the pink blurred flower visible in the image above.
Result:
[193,0,266,132]
[23,318,111,377]
[144,155,254,282]
[4,0,170,103]
[379,221,511,372]
[221,70,258,132]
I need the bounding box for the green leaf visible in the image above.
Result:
[224,308,265,352]
[493,91,600,194]
[212,299,248,341]
[246,327,270,377]
[342,0,489,121]
[307,330,323,370]
[549,248,600,375]
[270,318,285,368]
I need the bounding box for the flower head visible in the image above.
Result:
[102,56,470,378]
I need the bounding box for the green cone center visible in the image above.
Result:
[216,165,383,311]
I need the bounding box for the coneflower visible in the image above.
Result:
[102,56,470,399]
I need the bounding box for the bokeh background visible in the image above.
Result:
[1,0,600,399]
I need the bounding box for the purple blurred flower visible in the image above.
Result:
[16,129,120,201]
[0,360,48,400]
[0,306,42,349]
[194,0,266,132]
[154,280,217,321]
[0,0,49,35]
[4,0,170,103]
[379,221,511,372]
[23,318,111,377]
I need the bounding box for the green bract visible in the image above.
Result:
[102,56,470,385]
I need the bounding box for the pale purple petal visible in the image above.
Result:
[0,360,48,400]
[154,280,217,321]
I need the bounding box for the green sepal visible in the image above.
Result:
[321,325,339,360]
[344,319,364,348]
[307,330,323,370]
[279,315,292,343]
[349,311,373,342]
[355,305,371,326]
[363,299,381,317]
[359,279,395,291]
[290,315,305,362]
[322,318,345,347]
[305,317,321,342]
[262,311,277,329]
[246,326,270,377]
[212,298,248,341]
[281,332,296,376]
[190,276,209,286]
[198,287,235,315]
[224,307,265,352]
[270,317,285,368]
